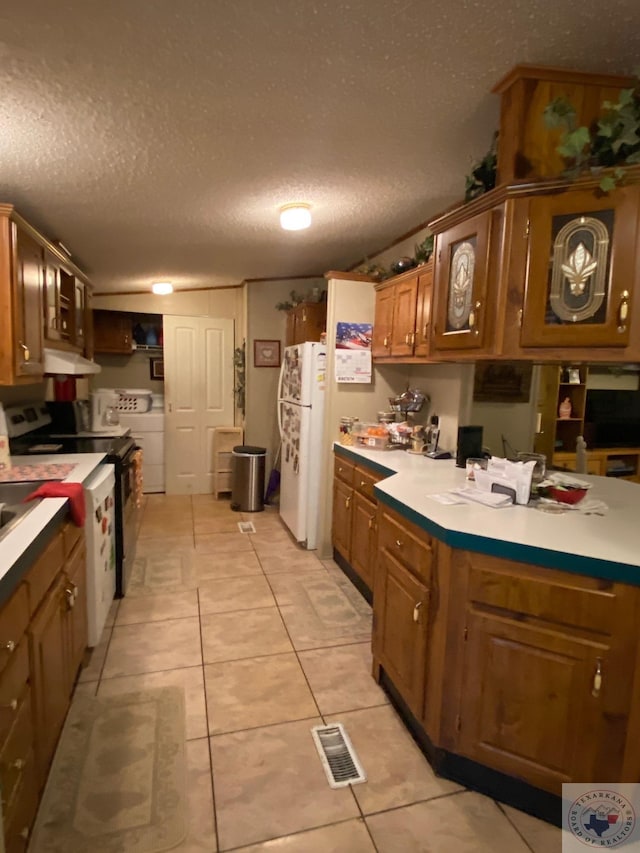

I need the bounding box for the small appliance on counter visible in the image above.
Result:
[456,425,484,468]
[91,389,121,433]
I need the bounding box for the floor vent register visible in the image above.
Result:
[237,521,256,534]
[311,723,366,788]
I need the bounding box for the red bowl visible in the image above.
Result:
[548,486,588,504]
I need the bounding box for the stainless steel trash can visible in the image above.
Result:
[230,445,266,512]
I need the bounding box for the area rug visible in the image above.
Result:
[29,686,187,853]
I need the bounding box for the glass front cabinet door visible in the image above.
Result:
[520,184,639,348]
[432,209,501,353]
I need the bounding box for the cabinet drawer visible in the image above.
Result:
[334,456,355,486]
[461,550,621,636]
[3,751,38,853]
[0,640,29,745]
[24,532,64,617]
[214,428,243,452]
[217,451,233,471]
[0,586,30,673]
[0,690,33,811]
[354,465,382,499]
[378,508,433,585]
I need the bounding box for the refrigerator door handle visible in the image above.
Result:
[277,357,286,404]
[277,398,284,442]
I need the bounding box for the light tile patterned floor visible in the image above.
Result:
[62,494,561,852]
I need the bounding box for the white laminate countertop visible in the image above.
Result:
[335,443,640,582]
[0,453,107,591]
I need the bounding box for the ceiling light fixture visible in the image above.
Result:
[280,203,312,231]
[152,281,173,295]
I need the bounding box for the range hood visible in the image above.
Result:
[43,347,102,376]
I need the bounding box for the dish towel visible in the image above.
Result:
[24,482,86,527]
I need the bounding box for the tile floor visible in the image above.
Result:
[68,494,562,852]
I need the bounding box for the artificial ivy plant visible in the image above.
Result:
[544,74,640,191]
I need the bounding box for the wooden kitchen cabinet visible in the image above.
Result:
[332,476,353,563]
[350,491,377,591]
[444,548,639,794]
[285,301,326,346]
[29,574,68,789]
[431,207,503,355]
[331,453,383,598]
[0,219,44,384]
[519,182,640,350]
[92,309,133,354]
[372,260,434,361]
[0,519,89,850]
[373,506,433,719]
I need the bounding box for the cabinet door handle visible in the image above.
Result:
[360,480,368,487]
[65,587,76,609]
[19,827,30,841]
[395,539,403,548]
[10,758,25,771]
[3,640,15,653]
[345,496,351,509]
[618,290,630,332]
[592,658,603,697]
[302,310,307,322]
[18,341,30,362]
[383,336,388,347]
[410,331,416,346]
[423,322,428,338]
[413,601,422,623]
[405,333,410,345]
[468,301,481,334]
[368,514,375,530]
[3,699,18,712]
[338,467,343,473]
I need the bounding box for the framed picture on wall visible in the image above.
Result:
[473,361,532,403]
[254,340,281,368]
[149,357,164,380]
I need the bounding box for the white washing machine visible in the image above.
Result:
[118,409,165,493]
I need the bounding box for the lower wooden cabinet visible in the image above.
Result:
[374,548,429,718]
[1,520,89,849]
[331,453,382,595]
[350,492,377,590]
[29,575,68,788]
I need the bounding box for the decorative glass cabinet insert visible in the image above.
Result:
[521,185,639,348]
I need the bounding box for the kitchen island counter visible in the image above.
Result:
[0,453,106,604]
[335,443,640,584]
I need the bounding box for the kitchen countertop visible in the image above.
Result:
[335,443,640,584]
[0,453,107,605]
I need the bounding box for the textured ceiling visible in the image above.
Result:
[1,1,639,293]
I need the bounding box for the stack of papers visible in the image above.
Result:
[451,487,514,508]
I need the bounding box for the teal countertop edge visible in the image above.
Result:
[335,444,638,586]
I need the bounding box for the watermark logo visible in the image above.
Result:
[563,784,640,850]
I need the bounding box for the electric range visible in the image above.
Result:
[5,402,139,597]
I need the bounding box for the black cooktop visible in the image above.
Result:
[10,433,135,460]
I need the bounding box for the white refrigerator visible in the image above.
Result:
[277,342,327,549]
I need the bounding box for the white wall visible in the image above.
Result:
[245,278,326,468]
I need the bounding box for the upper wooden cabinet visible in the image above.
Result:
[92,309,133,354]
[285,301,326,346]
[0,204,93,385]
[372,260,434,362]
[431,210,504,355]
[518,182,640,350]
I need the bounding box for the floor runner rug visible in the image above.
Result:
[29,686,186,853]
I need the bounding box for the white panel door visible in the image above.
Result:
[164,316,234,494]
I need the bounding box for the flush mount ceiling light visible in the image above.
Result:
[151,281,173,295]
[280,203,312,231]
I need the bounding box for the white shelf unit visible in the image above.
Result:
[213,427,243,498]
